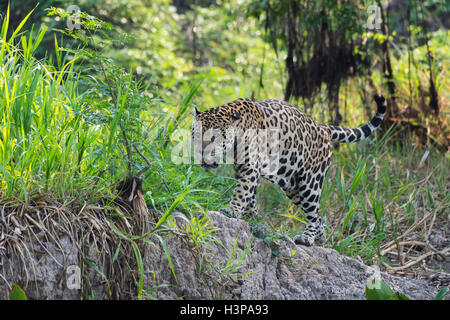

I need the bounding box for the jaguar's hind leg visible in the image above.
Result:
[293,206,325,246]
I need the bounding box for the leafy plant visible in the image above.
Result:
[9,283,27,300]
[365,279,411,300]
[432,288,449,301]
[365,279,448,300]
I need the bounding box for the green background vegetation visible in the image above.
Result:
[0,0,448,299]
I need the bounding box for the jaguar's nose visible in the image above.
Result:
[201,161,218,169]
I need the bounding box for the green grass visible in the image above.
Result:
[0,5,228,211]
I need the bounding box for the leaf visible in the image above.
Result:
[8,4,36,44]
[131,241,144,300]
[280,213,306,224]
[0,1,10,60]
[432,288,449,300]
[365,279,394,300]
[153,190,187,231]
[83,258,111,297]
[342,198,359,232]
[350,160,366,193]
[112,239,122,264]
[9,283,27,300]
[251,227,264,239]
[155,234,177,283]
[272,249,281,257]
[392,292,411,300]
[32,25,48,52]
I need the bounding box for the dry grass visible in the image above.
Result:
[0,177,156,299]
[378,203,449,285]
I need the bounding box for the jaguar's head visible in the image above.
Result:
[192,105,241,169]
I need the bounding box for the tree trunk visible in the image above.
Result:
[377,0,399,132]
[418,0,439,115]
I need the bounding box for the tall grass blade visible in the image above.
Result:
[131,241,144,299]
[153,189,188,231]
[155,234,177,283]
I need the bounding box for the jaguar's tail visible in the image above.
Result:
[327,94,386,143]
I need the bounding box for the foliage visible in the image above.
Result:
[9,283,27,300]
[365,279,448,300]
[365,278,411,300]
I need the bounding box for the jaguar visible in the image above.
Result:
[192,94,386,246]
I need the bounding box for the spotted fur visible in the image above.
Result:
[193,94,386,246]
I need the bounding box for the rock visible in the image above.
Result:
[0,235,81,300]
[0,210,440,300]
[142,211,440,300]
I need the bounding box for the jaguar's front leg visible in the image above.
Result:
[220,164,260,219]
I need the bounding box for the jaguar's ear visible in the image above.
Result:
[231,112,241,121]
[193,107,200,119]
